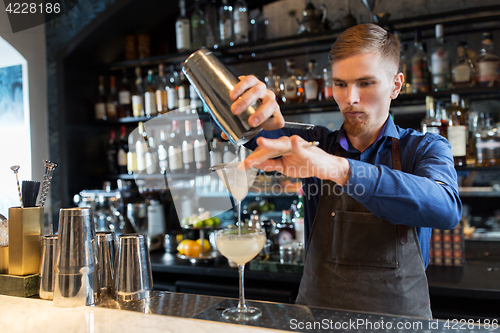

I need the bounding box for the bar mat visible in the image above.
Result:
[0,273,39,297]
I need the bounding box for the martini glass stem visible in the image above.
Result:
[237,264,248,311]
[237,200,242,234]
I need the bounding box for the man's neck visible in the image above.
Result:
[346,120,388,153]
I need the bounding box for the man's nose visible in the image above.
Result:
[345,85,360,105]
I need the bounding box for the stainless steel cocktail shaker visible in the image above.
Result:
[182,48,262,146]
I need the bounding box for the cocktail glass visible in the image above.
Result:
[215,227,266,321]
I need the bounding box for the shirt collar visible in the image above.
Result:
[338,114,399,152]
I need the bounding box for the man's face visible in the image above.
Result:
[331,52,400,137]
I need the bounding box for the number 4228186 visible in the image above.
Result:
[6,2,61,14]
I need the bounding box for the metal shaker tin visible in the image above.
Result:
[182,48,262,146]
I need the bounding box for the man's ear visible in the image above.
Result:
[391,72,404,99]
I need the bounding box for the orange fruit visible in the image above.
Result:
[183,240,202,257]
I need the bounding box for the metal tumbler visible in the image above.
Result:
[39,235,58,300]
[96,231,116,295]
[182,48,262,146]
[53,207,98,307]
[113,234,152,301]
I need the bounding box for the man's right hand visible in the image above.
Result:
[220,75,284,141]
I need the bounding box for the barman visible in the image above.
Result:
[219,24,462,318]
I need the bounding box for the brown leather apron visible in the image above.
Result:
[296,138,432,318]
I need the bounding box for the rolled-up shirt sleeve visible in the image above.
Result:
[340,134,462,230]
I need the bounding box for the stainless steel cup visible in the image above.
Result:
[113,234,153,301]
[39,235,58,300]
[96,231,116,295]
[53,207,97,307]
[182,48,262,146]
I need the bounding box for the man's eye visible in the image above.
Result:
[359,81,373,87]
[334,82,346,87]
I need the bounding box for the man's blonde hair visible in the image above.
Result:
[329,23,400,74]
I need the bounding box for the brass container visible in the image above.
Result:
[8,207,43,276]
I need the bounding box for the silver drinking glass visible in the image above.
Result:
[113,234,153,301]
[53,207,97,307]
[39,235,58,300]
[96,231,116,295]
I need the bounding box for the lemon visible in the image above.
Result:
[196,239,211,252]
[177,239,190,255]
[184,240,202,257]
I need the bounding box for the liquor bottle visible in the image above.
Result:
[322,67,333,101]
[436,101,449,139]
[167,65,179,111]
[132,67,144,117]
[106,76,118,120]
[168,120,184,174]
[191,0,205,49]
[452,42,476,88]
[447,94,467,167]
[210,139,223,166]
[222,142,236,163]
[95,76,107,120]
[275,210,295,247]
[233,0,249,44]
[144,70,157,117]
[264,62,281,101]
[219,0,233,46]
[106,130,118,174]
[204,0,219,48]
[194,119,208,172]
[292,188,304,244]
[156,64,169,114]
[118,70,132,118]
[117,125,128,174]
[466,107,479,166]
[178,71,191,112]
[145,131,157,175]
[189,85,203,113]
[431,24,450,92]
[127,133,137,175]
[421,96,440,135]
[476,32,500,87]
[176,0,191,52]
[136,122,148,173]
[475,112,500,167]
[281,59,303,103]
[157,128,169,174]
[411,30,429,93]
[250,6,268,42]
[303,60,323,102]
[182,120,196,173]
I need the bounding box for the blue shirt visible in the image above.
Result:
[244,115,462,268]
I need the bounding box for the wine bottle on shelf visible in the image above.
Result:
[127,134,137,175]
[106,130,118,174]
[322,67,333,101]
[411,30,429,93]
[233,0,249,44]
[204,0,218,48]
[136,122,148,173]
[168,120,184,174]
[178,71,191,112]
[399,43,411,94]
[281,59,303,104]
[190,85,203,113]
[117,125,128,174]
[476,32,500,87]
[475,112,500,167]
[145,130,157,175]
[176,0,191,52]
[191,0,205,49]
[106,76,118,120]
[95,76,107,120]
[144,69,157,117]
[264,62,281,101]
[158,128,170,174]
[118,70,132,118]
[132,67,144,117]
[452,42,476,88]
[156,64,169,114]
[182,120,196,173]
[303,60,323,102]
[194,119,208,173]
[250,6,268,42]
[167,65,179,111]
[219,0,233,46]
[436,101,449,139]
[431,24,450,92]
[447,94,467,167]
[421,96,440,135]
